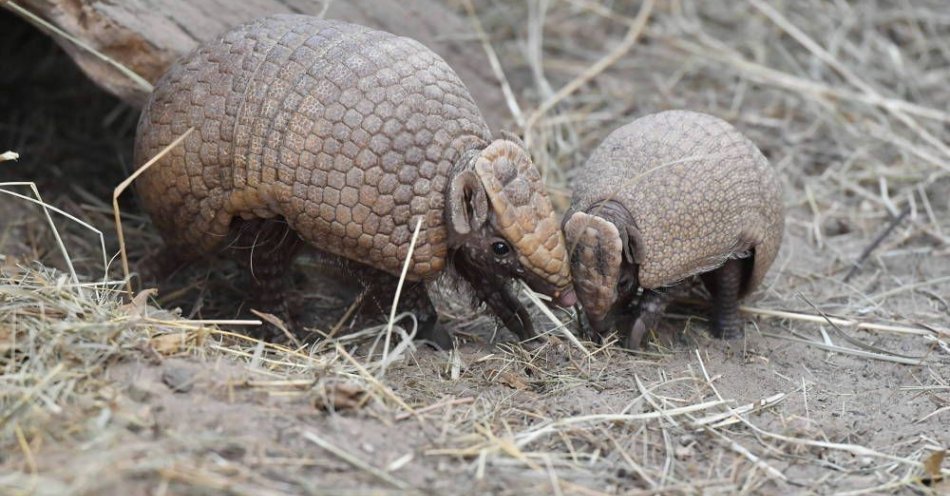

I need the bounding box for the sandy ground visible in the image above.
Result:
[2,1,949,495]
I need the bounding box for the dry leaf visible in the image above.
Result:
[120,288,158,317]
[313,381,369,411]
[494,370,530,390]
[150,333,186,355]
[923,450,946,485]
[250,309,300,347]
[0,325,14,354]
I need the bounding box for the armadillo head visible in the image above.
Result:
[446,139,575,308]
[563,202,640,336]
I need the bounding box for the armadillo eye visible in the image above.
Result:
[492,241,511,256]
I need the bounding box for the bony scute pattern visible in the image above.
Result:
[133,14,575,343]
[566,110,785,343]
[571,110,783,292]
[474,141,572,290]
[135,15,489,280]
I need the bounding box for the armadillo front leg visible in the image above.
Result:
[621,289,671,348]
[701,258,744,339]
[480,285,535,343]
[349,265,451,349]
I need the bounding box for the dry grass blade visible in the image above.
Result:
[523,0,655,146]
[694,351,931,470]
[519,280,589,357]
[514,399,728,448]
[112,127,194,295]
[381,218,423,375]
[0,363,65,428]
[334,345,417,419]
[762,331,924,365]
[0,182,108,286]
[739,305,949,338]
[749,0,950,162]
[3,1,948,493]
[460,0,525,127]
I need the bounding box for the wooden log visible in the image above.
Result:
[9,0,509,130]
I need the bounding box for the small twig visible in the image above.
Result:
[843,206,910,282]
[302,431,411,490]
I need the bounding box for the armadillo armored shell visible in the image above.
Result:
[570,110,785,294]
[133,15,570,288]
[475,141,572,289]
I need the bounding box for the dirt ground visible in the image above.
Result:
[2,1,949,495]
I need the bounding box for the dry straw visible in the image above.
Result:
[2,0,948,493]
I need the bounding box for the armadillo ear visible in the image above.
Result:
[624,224,645,264]
[562,211,624,322]
[448,169,488,236]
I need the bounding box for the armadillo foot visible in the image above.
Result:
[485,287,536,344]
[452,255,536,344]
[352,266,453,350]
[400,282,452,350]
[248,263,300,341]
[701,258,744,340]
[623,289,670,349]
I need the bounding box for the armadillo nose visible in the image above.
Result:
[555,287,577,307]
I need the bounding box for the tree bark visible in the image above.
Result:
[9,0,509,130]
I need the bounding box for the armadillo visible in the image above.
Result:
[133,15,575,346]
[564,110,784,347]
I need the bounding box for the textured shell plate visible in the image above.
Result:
[134,15,492,280]
[475,140,572,289]
[570,110,785,293]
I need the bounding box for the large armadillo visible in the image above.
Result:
[564,110,784,347]
[133,15,575,346]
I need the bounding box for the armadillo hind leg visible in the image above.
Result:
[350,266,451,350]
[701,258,744,340]
[139,246,193,285]
[229,219,304,338]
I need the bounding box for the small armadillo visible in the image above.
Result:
[133,15,575,345]
[564,110,784,347]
